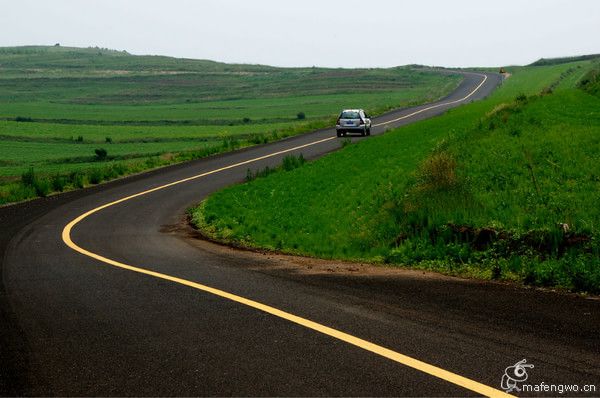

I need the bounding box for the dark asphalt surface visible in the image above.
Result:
[2,72,599,396]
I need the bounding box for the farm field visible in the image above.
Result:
[193,59,600,294]
[0,45,461,203]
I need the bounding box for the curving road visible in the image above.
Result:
[1,72,599,396]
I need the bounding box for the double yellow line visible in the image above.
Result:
[62,73,511,397]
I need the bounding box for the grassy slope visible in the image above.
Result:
[0,46,461,204]
[193,60,600,294]
[530,54,600,66]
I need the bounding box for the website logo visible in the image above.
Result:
[501,359,534,393]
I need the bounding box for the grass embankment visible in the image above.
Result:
[192,60,600,294]
[0,45,461,204]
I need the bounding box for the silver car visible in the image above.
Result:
[336,109,372,137]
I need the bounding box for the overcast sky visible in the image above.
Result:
[2,0,599,68]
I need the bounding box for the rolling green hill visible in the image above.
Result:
[193,59,600,294]
[529,54,600,66]
[0,45,461,204]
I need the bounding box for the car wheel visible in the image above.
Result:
[367,128,371,136]
[361,128,366,137]
[337,131,342,137]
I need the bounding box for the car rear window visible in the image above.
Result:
[340,111,360,119]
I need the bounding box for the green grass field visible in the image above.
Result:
[193,59,600,294]
[0,45,461,204]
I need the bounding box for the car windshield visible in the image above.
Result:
[340,111,360,119]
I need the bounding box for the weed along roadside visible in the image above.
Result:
[192,59,600,295]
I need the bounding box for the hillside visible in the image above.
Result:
[529,54,600,66]
[0,46,461,204]
[0,45,453,104]
[193,59,600,294]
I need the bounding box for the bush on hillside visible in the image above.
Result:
[94,148,108,160]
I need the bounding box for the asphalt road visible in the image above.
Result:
[2,72,599,396]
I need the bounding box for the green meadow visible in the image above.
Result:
[0,45,460,203]
[193,59,600,294]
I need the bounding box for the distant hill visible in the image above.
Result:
[0,45,452,105]
[529,54,600,66]
[0,45,277,75]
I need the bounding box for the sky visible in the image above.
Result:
[2,0,600,68]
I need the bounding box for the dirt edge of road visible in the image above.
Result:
[173,216,599,301]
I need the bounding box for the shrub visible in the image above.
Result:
[33,178,50,197]
[1,183,36,205]
[297,112,306,120]
[221,137,240,150]
[103,165,119,180]
[416,151,458,192]
[20,168,50,197]
[69,171,86,188]
[51,174,67,192]
[21,167,36,186]
[76,135,84,142]
[282,154,306,171]
[242,117,251,124]
[88,168,104,184]
[247,134,264,145]
[245,156,305,181]
[245,168,254,182]
[105,137,113,144]
[145,157,158,168]
[111,162,127,176]
[94,148,108,160]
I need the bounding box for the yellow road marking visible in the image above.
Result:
[62,73,511,397]
[372,73,488,127]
